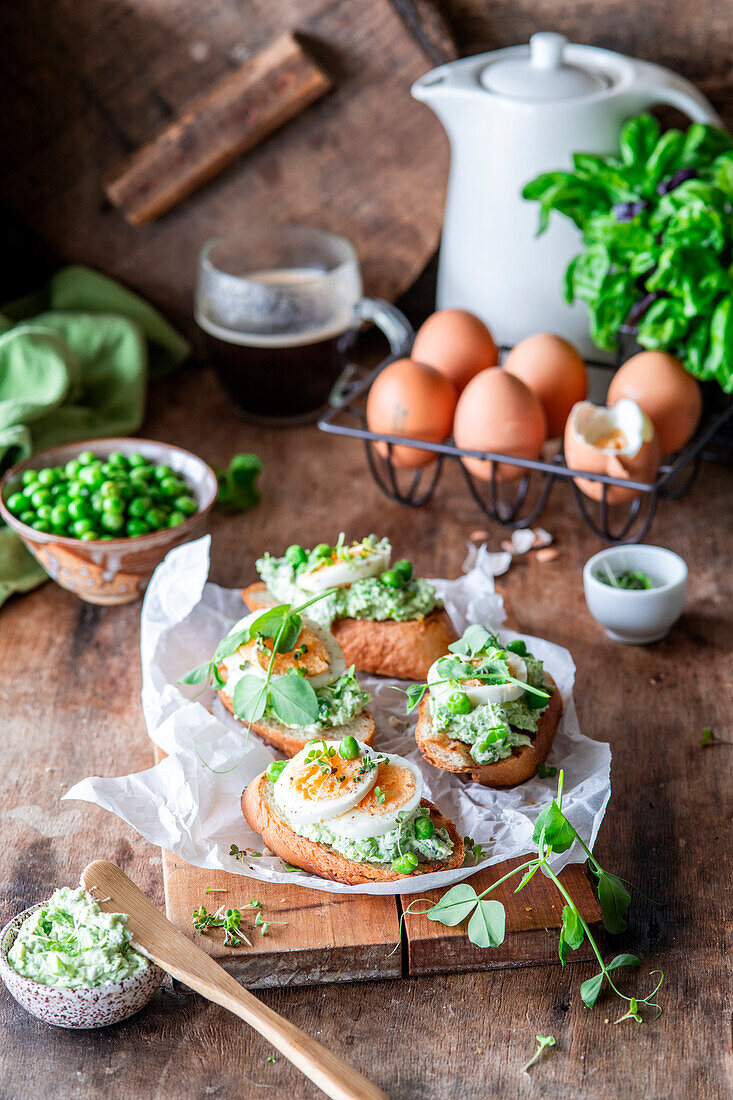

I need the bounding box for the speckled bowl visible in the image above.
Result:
[0,905,163,1028]
[0,437,218,605]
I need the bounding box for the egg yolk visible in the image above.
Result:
[240,627,330,678]
[291,752,365,801]
[594,429,627,451]
[353,763,416,816]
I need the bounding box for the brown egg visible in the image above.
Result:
[453,369,547,482]
[366,357,456,468]
[503,333,588,437]
[607,351,702,456]
[564,399,660,504]
[412,309,498,393]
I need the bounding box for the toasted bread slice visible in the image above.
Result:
[241,772,464,884]
[241,580,456,680]
[216,667,375,756]
[414,673,562,787]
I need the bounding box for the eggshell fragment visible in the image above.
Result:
[366,357,457,468]
[412,309,498,393]
[564,399,660,503]
[607,351,702,456]
[453,369,547,482]
[503,334,588,437]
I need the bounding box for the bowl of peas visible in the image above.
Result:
[0,438,218,605]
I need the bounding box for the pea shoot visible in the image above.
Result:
[4,450,198,540]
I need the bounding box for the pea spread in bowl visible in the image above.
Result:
[7,886,149,990]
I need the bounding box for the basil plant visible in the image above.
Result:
[523,113,733,393]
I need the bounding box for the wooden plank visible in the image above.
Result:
[105,32,333,226]
[405,860,603,976]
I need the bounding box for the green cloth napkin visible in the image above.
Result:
[0,265,190,607]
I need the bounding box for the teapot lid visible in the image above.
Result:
[480,33,609,100]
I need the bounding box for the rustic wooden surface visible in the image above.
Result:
[1,361,732,1099]
[0,0,456,336]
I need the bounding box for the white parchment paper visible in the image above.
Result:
[65,538,611,895]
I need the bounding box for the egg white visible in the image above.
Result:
[296,541,391,594]
[328,753,423,840]
[218,610,346,701]
[427,652,527,707]
[274,740,380,827]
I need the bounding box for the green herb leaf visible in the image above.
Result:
[231,674,268,723]
[558,904,585,964]
[269,672,319,726]
[404,683,428,712]
[426,884,479,926]
[214,453,263,513]
[467,898,506,948]
[580,971,604,1008]
[537,764,557,779]
[596,871,631,935]
[521,1034,556,1074]
[214,629,251,661]
[532,801,577,854]
[178,661,213,685]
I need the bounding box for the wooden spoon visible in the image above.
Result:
[81,861,388,1100]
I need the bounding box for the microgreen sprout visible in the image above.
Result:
[521,1035,556,1074]
[700,726,733,747]
[537,764,558,779]
[389,772,664,1021]
[205,886,227,895]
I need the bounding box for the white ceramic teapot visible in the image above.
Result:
[412,33,720,356]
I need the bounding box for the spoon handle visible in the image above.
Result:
[81,861,389,1100]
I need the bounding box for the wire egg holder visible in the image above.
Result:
[318,352,733,545]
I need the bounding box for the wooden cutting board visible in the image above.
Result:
[0,0,457,334]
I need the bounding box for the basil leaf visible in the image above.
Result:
[532,801,577,853]
[426,884,478,926]
[178,661,213,685]
[558,904,584,964]
[269,673,319,727]
[619,113,660,168]
[231,674,268,723]
[596,872,631,935]
[467,899,506,948]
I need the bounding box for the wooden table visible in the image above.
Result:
[1,363,731,1099]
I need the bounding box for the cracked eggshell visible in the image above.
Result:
[454,368,547,482]
[564,399,660,503]
[607,351,702,456]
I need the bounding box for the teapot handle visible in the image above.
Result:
[622,60,720,125]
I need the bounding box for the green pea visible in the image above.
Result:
[127,453,148,468]
[31,489,53,509]
[174,495,197,516]
[6,492,25,514]
[154,464,174,481]
[117,482,134,502]
[339,735,360,760]
[90,493,105,513]
[285,544,306,566]
[37,467,57,486]
[73,518,96,537]
[50,484,66,498]
[506,639,527,656]
[102,495,125,515]
[414,815,435,840]
[145,507,167,530]
[393,559,413,582]
[167,510,186,527]
[21,469,38,486]
[51,505,69,528]
[23,481,41,499]
[126,518,150,537]
[128,495,151,518]
[19,510,36,526]
[312,543,332,559]
[381,569,403,588]
[158,477,181,497]
[100,462,122,478]
[266,759,288,783]
[391,853,418,875]
[107,451,128,467]
[68,498,92,521]
[99,479,120,497]
[36,504,53,522]
[100,512,125,533]
[31,520,52,533]
[80,530,100,541]
[446,691,472,715]
[67,479,86,498]
[64,458,82,478]
[77,449,96,465]
[79,464,103,486]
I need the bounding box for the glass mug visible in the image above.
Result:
[195,225,413,425]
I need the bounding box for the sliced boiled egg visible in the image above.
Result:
[219,610,345,699]
[427,652,527,707]
[328,754,423,839]
[297,540,391,594]
[274,740,380,826]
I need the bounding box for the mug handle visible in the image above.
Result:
[329,298,414,407]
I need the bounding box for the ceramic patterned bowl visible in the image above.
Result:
[0,437,218,605]
[0,905,163,1028]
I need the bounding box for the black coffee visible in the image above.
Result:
[203,329,346,423]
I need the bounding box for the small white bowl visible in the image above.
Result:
[0,906,162,1029]
[583,545,687,645]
